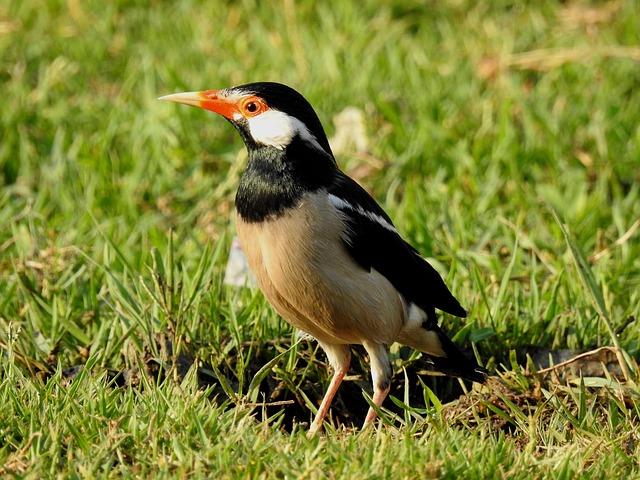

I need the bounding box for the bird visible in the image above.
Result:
[159,82,487,434]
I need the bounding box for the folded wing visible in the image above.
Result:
[328,172,467,319]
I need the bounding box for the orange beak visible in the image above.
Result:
[158,89,239,119]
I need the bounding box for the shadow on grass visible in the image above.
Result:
[47,333,638,434]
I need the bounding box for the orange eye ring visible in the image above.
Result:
[240,96,267,117]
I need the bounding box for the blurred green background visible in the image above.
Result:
[1,0,639,477]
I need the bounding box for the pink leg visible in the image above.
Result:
[363,385,391,427]
[308,343,351,436]
[308,368,347,436]
[361,341,392,429]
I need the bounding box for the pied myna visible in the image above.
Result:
[160,82,487,434]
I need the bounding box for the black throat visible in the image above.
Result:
[235,136,336,222]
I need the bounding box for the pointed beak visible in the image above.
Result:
[158,90,239,119]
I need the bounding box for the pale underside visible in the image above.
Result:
[236,190,445,357]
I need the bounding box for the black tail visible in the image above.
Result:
[424,356,489,383]
[426,327,489,383]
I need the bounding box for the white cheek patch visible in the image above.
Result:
[246,109,328,153]
[246,110,295,149]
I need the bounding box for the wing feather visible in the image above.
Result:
[328,172,466,318]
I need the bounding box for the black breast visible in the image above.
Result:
[235,137,336,222]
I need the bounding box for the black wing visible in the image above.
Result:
[328,172,466,318]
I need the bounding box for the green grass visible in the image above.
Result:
[1,0,640,477]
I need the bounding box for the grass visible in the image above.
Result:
[1,0,640,477]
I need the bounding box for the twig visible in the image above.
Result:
[534,346,617,376]
[590,219,640,262]
[246,399,295,408]
[505,46,640,71]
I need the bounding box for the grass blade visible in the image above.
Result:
[551,209,635,382]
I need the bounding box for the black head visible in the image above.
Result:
[160,82,334,157]
[160,82,339,221]
[228,82,334,156]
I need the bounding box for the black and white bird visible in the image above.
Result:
[159,82,487,434]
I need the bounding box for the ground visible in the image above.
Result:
[1,0,639,478]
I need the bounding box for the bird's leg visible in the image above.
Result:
[308,368,347,436]
[363,385,391,427]
[361,341,392,428]
[308,343,351,437]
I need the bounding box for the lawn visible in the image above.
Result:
[1,0,639,477]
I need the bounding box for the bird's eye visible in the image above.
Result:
[241,97,265,116]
